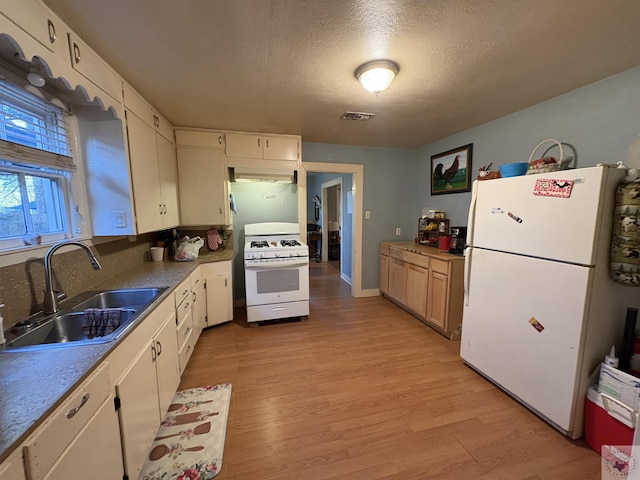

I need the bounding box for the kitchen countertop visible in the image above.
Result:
[382,241,464,260]
[0,248,235,463]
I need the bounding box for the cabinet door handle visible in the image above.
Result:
[257,137,260,148]
[192,291,197,302]
[67,393,90,419]
[219,205,222,214]
[266,138,269,148]
[224,278,227,287]
[218,135,222,145]
[72,42,81,64]
[156,340,162,356]
[151,342,157,362]
[47,19,56,44]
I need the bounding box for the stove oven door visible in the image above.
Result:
[245,259,309,307]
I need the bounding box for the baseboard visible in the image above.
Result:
[340,272,352,285]
[359,288,380,297]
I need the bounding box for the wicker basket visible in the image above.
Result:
[526,139,570,175]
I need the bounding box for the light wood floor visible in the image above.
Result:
[179,261,601,479]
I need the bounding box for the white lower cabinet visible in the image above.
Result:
[23,363,123,480]
[0,448,25,480]
[191,267,206,336]
[201,261,233,327]
[116,308,180,480]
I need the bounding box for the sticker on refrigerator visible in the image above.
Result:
[529,317,544,333]
[532,179,574,198]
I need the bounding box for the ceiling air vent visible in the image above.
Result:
[340,111,375,121]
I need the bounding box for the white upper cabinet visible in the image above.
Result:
[225,132,300,161]
[124,83,179,234]
[1,0,66,56]
[176,129,230,226]
[68,32,123,104]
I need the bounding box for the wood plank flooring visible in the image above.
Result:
[179,261,601,479]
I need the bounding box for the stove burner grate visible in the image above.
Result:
[251,241,269,248]
[280,240,301,247]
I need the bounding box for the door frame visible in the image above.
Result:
[298,162,364,297]
[321,177,342,263]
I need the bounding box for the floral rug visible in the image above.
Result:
[139,383,232,480]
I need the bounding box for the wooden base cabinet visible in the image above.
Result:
[380,242,463,339]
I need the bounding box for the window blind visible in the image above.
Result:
[0,80,74,170]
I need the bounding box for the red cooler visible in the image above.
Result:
[584,385,635,454]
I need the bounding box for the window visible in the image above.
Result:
[0,81,75,250]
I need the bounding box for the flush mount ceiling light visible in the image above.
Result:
[27,67,45,88]
[355,60,399,94]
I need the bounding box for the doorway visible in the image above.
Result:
[298,162,364,297]
[321,178,342,269]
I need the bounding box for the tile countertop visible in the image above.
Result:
[0,248,235,463]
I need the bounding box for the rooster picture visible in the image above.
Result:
[434,155,460,190]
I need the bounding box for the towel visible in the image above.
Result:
[229,193,237,214]
[82,308,122,337]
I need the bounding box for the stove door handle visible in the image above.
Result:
[245,260,309,269]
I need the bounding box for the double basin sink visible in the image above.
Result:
[2,287,168,352]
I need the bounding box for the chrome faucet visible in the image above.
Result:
[43,240,102,314]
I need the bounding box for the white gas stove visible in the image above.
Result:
[243,222,309,323]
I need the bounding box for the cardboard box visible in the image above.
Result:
[598,363,640,411]
[585,386,635,454]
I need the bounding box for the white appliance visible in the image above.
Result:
[244,222,309,323]
[461,165,640,439]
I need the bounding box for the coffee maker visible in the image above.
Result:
[449,226,467,254]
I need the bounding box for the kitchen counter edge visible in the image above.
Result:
[0,248,236,463]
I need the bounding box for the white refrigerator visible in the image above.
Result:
[460,165,640,439]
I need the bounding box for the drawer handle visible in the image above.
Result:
[67,393,90,419]
[72,42,81,64]
[185,344,191,354]
[183,301,190,311]
[47,19,56,44]
[183,326,191,336]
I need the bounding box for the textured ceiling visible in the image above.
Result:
[41,0,640,148]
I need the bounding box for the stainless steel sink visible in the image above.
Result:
[70,288,166,311]
[2,287,168,351]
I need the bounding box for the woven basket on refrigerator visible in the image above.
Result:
[526,138,572,175]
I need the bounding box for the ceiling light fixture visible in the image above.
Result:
[27,67,45,88]
[355,60,399,94]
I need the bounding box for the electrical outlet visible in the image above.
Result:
[395,227,401,236]
[365,211,371,220]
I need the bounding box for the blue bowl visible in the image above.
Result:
[499,162,528,178]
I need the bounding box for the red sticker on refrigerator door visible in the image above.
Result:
[529,317,545,332]
[533,179,574,198]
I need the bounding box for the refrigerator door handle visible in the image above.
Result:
[466,180,479,247]
[464,247,472,306]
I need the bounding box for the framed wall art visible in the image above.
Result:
[430,143,473,195]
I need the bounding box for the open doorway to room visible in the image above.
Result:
[298,162,364,298]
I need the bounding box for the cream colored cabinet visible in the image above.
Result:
[1,0,66,56]
[176,129,230,226]
[379,244,390,295]
[201,261,233,327]
[23,364,123,480]
[126,108,179,234]
[381,243,463,339]
[191,267,206,336]
[116,309,180,479]
[68,32,123,104]
[0,448,25,480]
[225,131,300,161]
[175,276,196,374]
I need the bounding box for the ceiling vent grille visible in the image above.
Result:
[340,111,375,121]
